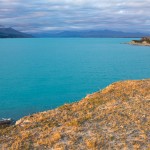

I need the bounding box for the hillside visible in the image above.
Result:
[0,27,32,38]
[129,37,150,46]
[0,79,150,149]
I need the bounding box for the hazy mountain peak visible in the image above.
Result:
[0,27,33,38]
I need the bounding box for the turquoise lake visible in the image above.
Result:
[0,38,150,120]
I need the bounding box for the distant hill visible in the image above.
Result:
[1,28,149,38]
[0,27,33,38]
[34,30,150,38]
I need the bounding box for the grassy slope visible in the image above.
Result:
[0,79,150,149]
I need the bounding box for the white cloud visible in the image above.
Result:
[0,0,150,32]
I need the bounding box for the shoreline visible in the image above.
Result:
[127,37,150,46]
[1,78,150,126]
[128,41,150,46]
[0,79,150,149]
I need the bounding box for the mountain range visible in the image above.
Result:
[0,27,32,38]
[34,30,150,38]
[0,27,149,38]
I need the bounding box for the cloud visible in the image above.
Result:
[0,0,149,33]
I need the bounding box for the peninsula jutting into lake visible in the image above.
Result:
[129,37,150,46]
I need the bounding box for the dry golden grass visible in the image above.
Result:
[0,79,150,149]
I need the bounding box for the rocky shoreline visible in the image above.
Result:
[128,37,150,46]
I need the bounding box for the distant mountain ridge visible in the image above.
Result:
[0,27,32,38]
[34,30,150,38]
[1,27,149,38]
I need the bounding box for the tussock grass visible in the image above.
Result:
[0,79,150,149]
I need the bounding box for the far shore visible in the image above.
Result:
[128,37,150,46]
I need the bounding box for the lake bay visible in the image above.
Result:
[0,38,150,120]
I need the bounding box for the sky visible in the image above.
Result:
[0,0,150,33]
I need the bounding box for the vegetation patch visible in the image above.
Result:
[0,79,150,149]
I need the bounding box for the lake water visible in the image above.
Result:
[0,38,150,120]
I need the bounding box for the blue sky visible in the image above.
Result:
[0,0,149,33]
